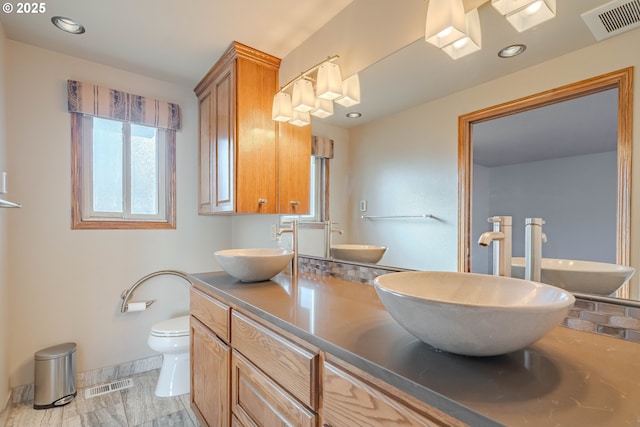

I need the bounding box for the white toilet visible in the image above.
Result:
[147,315,190,397]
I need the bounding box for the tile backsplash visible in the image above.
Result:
[299,256,640,345]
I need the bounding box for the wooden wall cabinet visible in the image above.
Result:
[195,41,280,214]
[279,122,311,215]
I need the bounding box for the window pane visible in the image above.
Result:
[131,124,159,215]
[93,117,123,212]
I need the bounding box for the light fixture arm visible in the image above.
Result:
[279,55,340,93]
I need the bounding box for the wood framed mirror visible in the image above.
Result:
[458,67,633,297]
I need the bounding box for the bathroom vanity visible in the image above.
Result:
[189,271,640,427]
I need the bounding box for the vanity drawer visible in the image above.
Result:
[190,287,231,343]
[232,350,316,427]
[231,311,318,409]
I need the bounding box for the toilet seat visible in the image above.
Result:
[150,315,190,337]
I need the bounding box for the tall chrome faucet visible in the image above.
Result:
[524,217,547,282]
[478,216,512,277]
[324,220,343,258]
[277,220,299,278]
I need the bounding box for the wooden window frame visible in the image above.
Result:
[71,113,176,229]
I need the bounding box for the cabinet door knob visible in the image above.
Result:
[258,198,268,204]
[290,200,300,206]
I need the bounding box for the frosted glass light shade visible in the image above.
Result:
[491,0,538,15]
[272,92,293,122]
[289,110,310,127]
[442,9,481,59]
[316,62,343,100]
[501,0,556,32]
[425,0,466,48]
[292,79,315,112]
[335,74,361,107]
[310,98,334,118]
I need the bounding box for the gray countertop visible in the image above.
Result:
[191,271,640,427]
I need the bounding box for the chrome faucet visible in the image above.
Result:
[524,217,547,282]
[277,220,299,277]
[324,220,343,258]
[478,216,512,277]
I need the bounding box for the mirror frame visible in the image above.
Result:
[458,67,633,297]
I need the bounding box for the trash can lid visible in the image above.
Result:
[35,342,77,361]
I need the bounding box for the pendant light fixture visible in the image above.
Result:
[271,92,293,122]
[289,110,311,127]
[335,74,361,107]
[271,55,360,127]
[441,8,482,59]
[311,98,334,118]
[424,0,467,48]
[291,79,315,112]
[492,0,556,32]
[316,61,343,100]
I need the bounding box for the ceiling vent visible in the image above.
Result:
[582,0,640,41]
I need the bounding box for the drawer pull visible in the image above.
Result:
[290,200,301,206]
[258,198,268,204]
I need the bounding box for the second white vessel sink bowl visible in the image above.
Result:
[330,244,387,264]
[214,248,293,282]
[374,271,574,357]
[512,257,635,295]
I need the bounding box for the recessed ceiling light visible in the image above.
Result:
[498,44,526,58]
[51,16,85,34]
[346,112,362,119]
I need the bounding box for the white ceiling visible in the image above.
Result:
[0,0,354,86]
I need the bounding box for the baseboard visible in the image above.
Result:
[11,354,162,404]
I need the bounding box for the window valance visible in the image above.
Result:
[67,80,181,131]
[312,135,334,159]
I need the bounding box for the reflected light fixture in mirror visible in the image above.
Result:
[442,9,482,59]
[492,0,556,32]
[271,55,361,127]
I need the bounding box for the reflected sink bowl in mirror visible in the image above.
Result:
[374,271,574,357]
[511,257,635,296]
[214,248,293,282]
[330,244,387,264]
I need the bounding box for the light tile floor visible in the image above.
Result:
[3,370,200,427]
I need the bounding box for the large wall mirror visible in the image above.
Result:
[459,67,633,297]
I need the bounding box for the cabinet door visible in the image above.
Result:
[198,88,214,214]
[191,316,231,427]
[235,56,278,214]
[232,351,316,427]
[212,62,235,213]
[321,362,452,427]
[278,122,311,215]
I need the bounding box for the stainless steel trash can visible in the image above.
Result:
[34,342,77,409]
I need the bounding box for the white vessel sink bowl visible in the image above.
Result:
[512,257,635,295]
[374,271,574,357]
[214,248,293,282]
[330,244,387,264]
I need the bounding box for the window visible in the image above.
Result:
[71,114,176,229]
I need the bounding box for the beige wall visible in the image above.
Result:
[5,40,231,387]
[0,20,9,409]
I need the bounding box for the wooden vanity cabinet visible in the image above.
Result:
[190,288,232,427]
[195,41,280,214]
[321,358,467,427]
